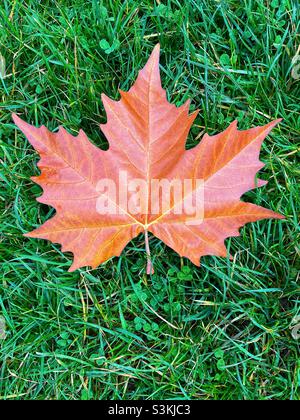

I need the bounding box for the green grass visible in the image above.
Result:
[0,0,299,400]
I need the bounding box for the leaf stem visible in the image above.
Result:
[144,229,153,275]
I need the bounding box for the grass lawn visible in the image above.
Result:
[0,0,299,400]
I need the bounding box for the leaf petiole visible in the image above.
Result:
[144,229,154,275]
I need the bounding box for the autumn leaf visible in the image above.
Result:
[13,44,284,273]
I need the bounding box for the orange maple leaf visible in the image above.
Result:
[13,45,284,272]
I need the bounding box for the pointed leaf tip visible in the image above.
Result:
[12,113,35,134]
[153,43,160,54]
[266,118,282,129]
[12,112,21,125]
[146,44,160,68]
